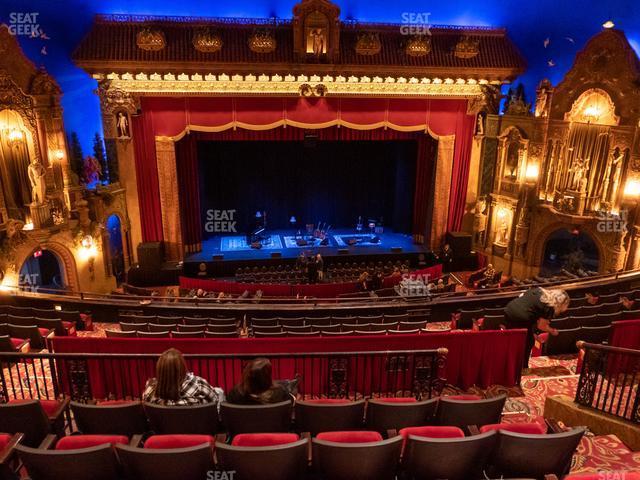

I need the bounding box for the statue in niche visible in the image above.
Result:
[505,141,520,178]
[475,112,485,136]
[605,149,624,204]
[28,158,47,205]
[473,197,487,244]
[535,79,551,118]
[496,217,509,245]
[570,157,590,191]
[116,111,131,139]
[310,28,325,56]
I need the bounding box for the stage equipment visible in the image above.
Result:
[137,242,164,269]
[445,231,472,257]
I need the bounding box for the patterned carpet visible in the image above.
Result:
[68,325,640,473]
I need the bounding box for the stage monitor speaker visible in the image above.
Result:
[390,247,403,253]
[212,254,224,261]
[338,249,349,255]
[445,231,472,257]
[271,252,282,258]
[137,242,163,269]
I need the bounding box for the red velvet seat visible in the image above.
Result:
[375,397,417,403]
[399,425,464,440]
[443,395,482,401]
[10,338,26,349]
[316,431,383,443]
[304,399,351,404]
[0,434,12,451]
[55,435,129,450]
[232,433,299,447]
[480,422,546,435]
[144,435,215,449]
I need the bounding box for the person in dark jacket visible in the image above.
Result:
[226,358,291,405]
[504,287,569,369]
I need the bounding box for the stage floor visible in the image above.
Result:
[183,229,430,276]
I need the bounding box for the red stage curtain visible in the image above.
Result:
[51,329,526,398]
[175,135,202,253]
[131,113,163,242]
[134,97,475,247]
[413,136,437,243]
[447,107,476,232]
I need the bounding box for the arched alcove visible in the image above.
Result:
[541,228,600,276]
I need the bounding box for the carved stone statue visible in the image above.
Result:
[496,217,509,245]
[570,157,589,191]
[28,158,47,205]
[473,198,487,244]
[310,28,325,56]
[535,79,551,118]
[116,111,130,138]
[475,112,485,136]
[606,150,624,204]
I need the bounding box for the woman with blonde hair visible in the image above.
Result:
[143,348,224,406]
[504,287,570,368]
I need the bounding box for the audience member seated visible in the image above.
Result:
[142,348,224,407]
[227,357,292,405]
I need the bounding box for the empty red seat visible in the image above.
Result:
[480,422,546,435]
[231,433,299,447]
[375,397,417,403]
[316,431,383,443]
[10,338,26,349]
[399,425,464,440]
[55,435,128,450]
[143,435,215,449]
[443,395,482,401]
[0,433,12,451]
[304,399,351,404]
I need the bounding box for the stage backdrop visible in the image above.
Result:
[131,96,475,256]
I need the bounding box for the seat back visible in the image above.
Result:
[17,444,119,480]
[436,395,506,430]
[545,328,581,355]
[490,428,585,478]
[117,443,214,480]
[144,403,220,435]
[71,401,148,437]
[105,329,136,338]
[295,400,365,436]
[220,401,292,437]
[215,439,308,480]
[404,430,497,480]
[0,335,19,352]
[366,398,438,432]
[0,401,50,447]
[312,435,402,480]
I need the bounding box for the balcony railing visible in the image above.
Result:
[575,341,640,424]
[0,349,447,403]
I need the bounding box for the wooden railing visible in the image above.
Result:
[575,341,640,424]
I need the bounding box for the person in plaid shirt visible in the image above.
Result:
[143,348,224,407]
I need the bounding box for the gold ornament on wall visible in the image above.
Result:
[136,28,166,51]
[355,32,381,56]
[248,29,277,53]
[405,35,431,57]
[454,35,480,59]
[192,28,223,53]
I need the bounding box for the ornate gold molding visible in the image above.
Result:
[94,72,495,98]
[155,138,183,261]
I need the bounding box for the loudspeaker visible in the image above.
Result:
[390,247,403,253]
[338,249,349,255]
[137,242,163,269]
[445,231,472,257]
[212,254,224,261]
[270,252,282,258]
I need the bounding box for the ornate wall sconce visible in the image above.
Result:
[79,235,97,280]
[6,128,25,149]
[524,163,539,182]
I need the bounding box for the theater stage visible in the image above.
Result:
[183,229,434,277]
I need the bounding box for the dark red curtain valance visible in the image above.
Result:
[132,96,475,246]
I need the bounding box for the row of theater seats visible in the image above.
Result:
[0,395,590,479]
[110,323,239,339]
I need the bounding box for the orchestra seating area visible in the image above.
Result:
[0,394,595,480]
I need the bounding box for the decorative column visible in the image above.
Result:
[430,135,454,249]
[626,225,640,270]
[155,138,183,261]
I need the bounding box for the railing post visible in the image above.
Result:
[328,356,348,399]
[574,342,604,408]
[67,359,92,402]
